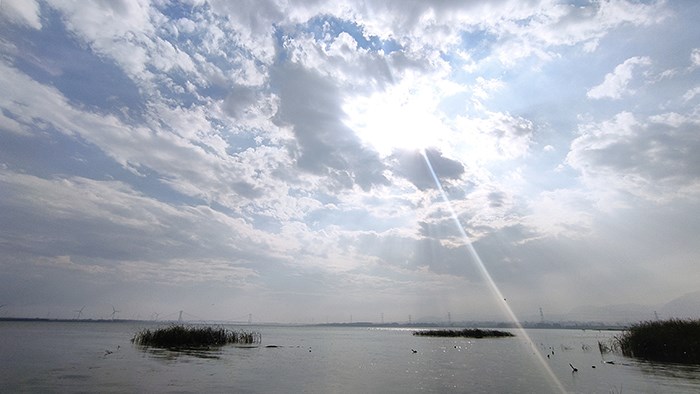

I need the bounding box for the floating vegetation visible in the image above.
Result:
[616,319,700,364]
[413,328,514,338]
[132,325,261,349]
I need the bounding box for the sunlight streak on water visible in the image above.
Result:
[421,151,567,394]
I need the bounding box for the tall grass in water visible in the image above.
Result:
[132,325,261,348]
[617,319,700,364]
[413,328,514,338]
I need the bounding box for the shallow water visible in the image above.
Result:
[1,321,698,393]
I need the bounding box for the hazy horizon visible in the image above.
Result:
[1,0,699,324]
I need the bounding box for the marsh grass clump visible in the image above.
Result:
[616,319,700,364]
[132,325,261,348]
[413,328,514,338]
[598,340,614,354]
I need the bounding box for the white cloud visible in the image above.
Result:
[472,77,504,100]
[524,189,594,239]
[691,48,700,68]
[0,169,290,283]
[454,111,534,161]
[37,255,110,273]
[2,0,700,322]
[0,110,28,135]
[117,258,260,286]
[587,56,651,99]
[683,86,700,102]
[0,0,42,29]
[484,0,666,66]
[567,111,700,204]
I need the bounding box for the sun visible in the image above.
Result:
[343,79,453,156]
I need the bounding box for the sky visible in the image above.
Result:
[1,0,699,324]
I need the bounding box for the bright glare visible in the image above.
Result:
[344,78,453,156]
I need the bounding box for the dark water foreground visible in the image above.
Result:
[1,321,699,393]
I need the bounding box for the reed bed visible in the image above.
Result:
[132,325,261,348]
[616,319,700,364]
[413,328,514,338]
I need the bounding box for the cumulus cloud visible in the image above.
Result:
[587,56,651,99]
[524,189,594,239]
[1,0,699,322]
[271,63,389,191]
[567,111,700,203]
[683,86,700,102]
[480,0,665,66]
[390,148,464,191]
[691,48,700,68]
[453,111,534,161]
[0,0,42,29]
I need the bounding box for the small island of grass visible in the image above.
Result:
[616,319,700,364]
[413,328,514,338]
[132,325,261,348]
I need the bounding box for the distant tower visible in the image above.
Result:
[408,314,412,325]
[654,311,660,320]
[381,312,384,324]
[350,314,353,323]
[539,307,545,324]
[448,312,452,326]
[178,310,183,323]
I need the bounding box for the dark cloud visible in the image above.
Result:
[231,181,264,199]
[568,113,700,198]
[390,148,465,190]
[487,191,506,208]
[222,85,259,119]
[271,63,389,190]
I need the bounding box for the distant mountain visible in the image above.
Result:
[566,303,655,323]
[393,292,700,326]
[659,290,700,319]
[562,291,700,323]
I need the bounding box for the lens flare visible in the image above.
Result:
[421,150,566,394]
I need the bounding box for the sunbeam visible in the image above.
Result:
[421,150,567,394]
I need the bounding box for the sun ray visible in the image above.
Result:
[421,150,566,394]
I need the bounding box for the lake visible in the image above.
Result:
[1,321,699,393]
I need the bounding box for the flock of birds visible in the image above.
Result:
[409,343,617,374]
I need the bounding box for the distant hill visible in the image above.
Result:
[659,290,700,319]
[564,291,700,323]
[566,303,655,323]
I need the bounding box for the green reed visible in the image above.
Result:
[616,319,700,364]
[413,328,514,338]
[132,325,261,348]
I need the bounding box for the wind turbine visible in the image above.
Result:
[110,305,120,320]
[74,305,85,320]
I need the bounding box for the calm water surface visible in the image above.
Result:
[1,321,699,393]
